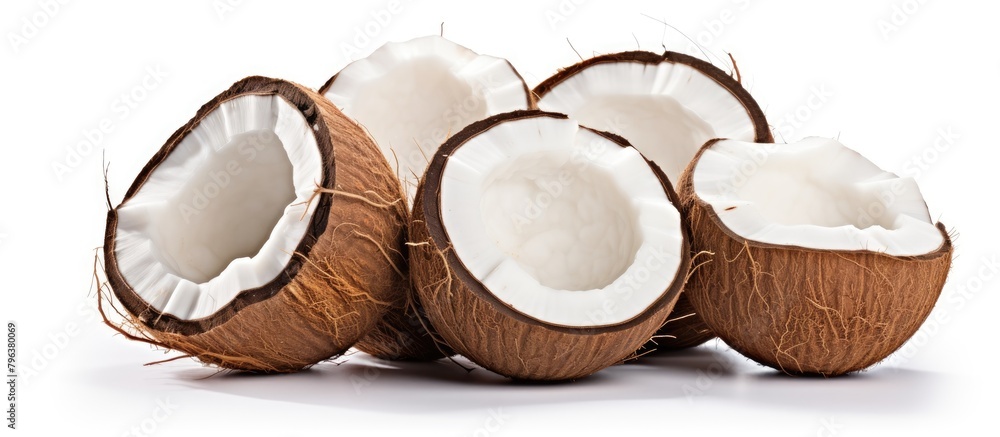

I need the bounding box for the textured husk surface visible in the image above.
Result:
[534,50,774,352]
[677,140,953,376]
[102,76,408,372]
[638,293,715,353]
[351,281,454,361]
[409,110,689,381]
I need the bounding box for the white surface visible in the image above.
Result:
[440,116,683,326]
[323,35,529,205]
[537,59,757,182]
[115,94,322,320]
[1,0,996,436]
[693,137,944,256]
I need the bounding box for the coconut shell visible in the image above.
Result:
[103,76,409,373]
[409,110,690,381]
[677,139,953,376]
[534,50,773,352]
[350,285,454,361]
[638,293,714,354]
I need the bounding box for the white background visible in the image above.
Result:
[2,0,996,435]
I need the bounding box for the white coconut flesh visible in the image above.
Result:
[113,95,323,320]
[537,61,758,182]
[439,117,684,327]
[693,137,945,256]
[323,36,529,204]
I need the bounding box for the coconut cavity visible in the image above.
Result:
[148,131,294,283]
[349,57,487,187]
[535,52,770,182]
[692,137,945,255]
[113,94,323,320]
[438,113,684,327]
[478,151,640,291]
[570,95,716,182]
[322,35,531,204]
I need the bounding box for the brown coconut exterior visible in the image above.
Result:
[103,76,408,372]
[534,51,771,352]
[320,39,534,362]
[637,294,714,353]
[409,110,690,381]
[677,139,953,376]
[349,287,454,361]
[652,294,715,350]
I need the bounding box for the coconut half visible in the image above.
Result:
[320,36,533,360]
[103,77,408,372]
[534,51,771,351]
[680,137,952,376]
[410,110,690,381]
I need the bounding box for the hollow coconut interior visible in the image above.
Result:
[323,36,529,204]
[438,116,684,327]
[692,137,944,255]
[537,59,758,182]
[114,95,323,320]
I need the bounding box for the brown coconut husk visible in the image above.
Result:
[348,281,455,361]
[409,110,691,381]
[637,286,715,354]
[533,50,772,352]
[677,139,953,376]
[102,76,408,373]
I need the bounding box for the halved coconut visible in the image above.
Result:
[679,137,952,376]
[103,77,408,372]
[410,110,691,381]
[320,35,533,360]
[534,51,771,351]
